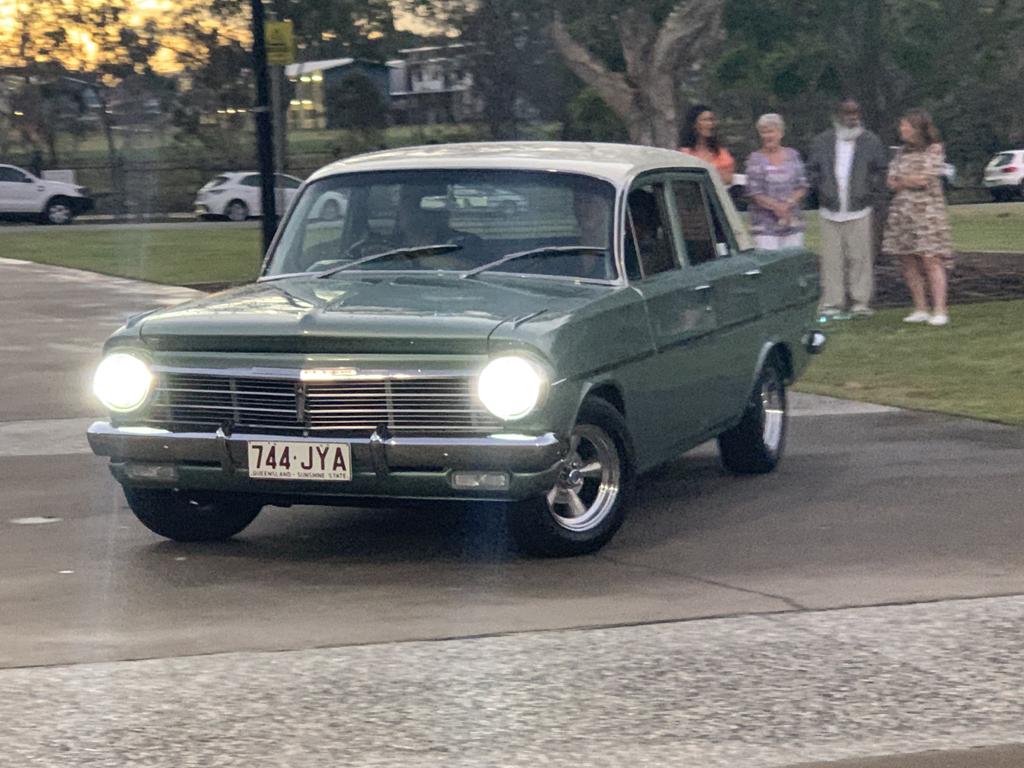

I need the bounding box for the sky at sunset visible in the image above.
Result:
[0,0,436,72]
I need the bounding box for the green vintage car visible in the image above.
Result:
[87,142,824,556]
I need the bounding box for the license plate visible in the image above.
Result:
[247,441,352,481]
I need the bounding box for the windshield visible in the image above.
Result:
[264,170,618,281]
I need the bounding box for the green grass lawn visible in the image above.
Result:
[796,300,1024,425]
[947,203,1024,252]
[801,202,1024,254]
[0,226,262,285]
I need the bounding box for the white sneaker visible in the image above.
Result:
[903,311,931,323]
[927,313,949,327]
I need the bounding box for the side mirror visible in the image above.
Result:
[23,176,34,183]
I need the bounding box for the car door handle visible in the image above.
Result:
[743,269,762,277]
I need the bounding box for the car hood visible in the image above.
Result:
[136,272,610,354]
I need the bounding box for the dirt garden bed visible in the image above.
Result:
[873,251,1024,307]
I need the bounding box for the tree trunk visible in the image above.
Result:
[97,95,125,214]
[548,1,723,148]
[856,0,885,133]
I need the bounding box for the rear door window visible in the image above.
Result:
[670,177,735,265]
[626,183,678,279]
[671,180,717,266]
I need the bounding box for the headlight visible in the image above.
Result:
[93,353,153,412]
[477,356,547,421]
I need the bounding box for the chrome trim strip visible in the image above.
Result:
[87,421,563,474]
[153,365,481,381]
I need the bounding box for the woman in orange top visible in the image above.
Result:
[678,104,735,185]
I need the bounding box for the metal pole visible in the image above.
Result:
[271,65,286,173]
[271,63,287,218]
[250,0,277,255]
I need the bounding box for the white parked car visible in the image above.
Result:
[0,164,94,224]
[421,185,529,216]
[983,149,1024,202]
[194,172,303,221]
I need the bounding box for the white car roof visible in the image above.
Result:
[308,141,753,250]
[215,172,302,180]
[310,142,710,186]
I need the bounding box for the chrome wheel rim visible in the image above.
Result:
[760,369,785,454]
[227,203,247,221]
[547,424,621,532]
[48,204,71,224]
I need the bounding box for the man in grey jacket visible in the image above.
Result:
[807,98,889,317]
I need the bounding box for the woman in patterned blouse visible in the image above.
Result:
[882,110,954,327]
[744,113,809,250]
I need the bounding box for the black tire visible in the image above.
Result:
[510,398,633,557]
[718,356,787,475]
[124,487,263,542]
[225,200,249,222]
[43,197,74,225]
[991,189,1009,203]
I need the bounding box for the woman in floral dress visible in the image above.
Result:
[882,110,954,326]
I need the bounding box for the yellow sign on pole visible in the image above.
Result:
[265,20,295,66]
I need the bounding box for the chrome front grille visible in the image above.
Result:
[145,371,502,435]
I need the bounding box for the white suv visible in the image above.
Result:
[194,172,303,221]
[0,164,94,224]
[983,150,1024,201]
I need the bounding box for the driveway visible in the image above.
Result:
[1,257,1022,767]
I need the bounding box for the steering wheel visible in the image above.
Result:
[343,231,398,260]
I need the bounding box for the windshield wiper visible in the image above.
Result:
[461,245,607,278]
[315,244,463,278]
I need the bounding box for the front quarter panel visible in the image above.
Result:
[487,286,656,448]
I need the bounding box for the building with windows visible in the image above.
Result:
[284,58,391,130]
[387,45,480,125]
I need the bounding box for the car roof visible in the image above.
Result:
[309,142,715,186]
[216,172,302,179]
[307,141,753,250]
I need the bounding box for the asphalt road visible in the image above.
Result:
[1,257,1023,767]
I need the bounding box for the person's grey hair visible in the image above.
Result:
[756,113,785,132]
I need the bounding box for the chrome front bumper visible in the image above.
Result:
[87,422,566,502]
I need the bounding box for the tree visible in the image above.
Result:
[42,1,165,211]
[561,87,629,142]
[456,0,575,140]
[324,73,389,131]
[548,0,726,147]
[717,0,1024,163]
[171,30,256,168]
[267,0,406,60]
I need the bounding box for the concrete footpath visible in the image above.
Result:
[1,596,1022,767]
